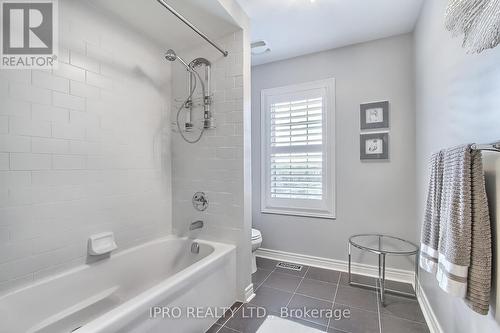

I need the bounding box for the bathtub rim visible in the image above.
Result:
[0,234,174,300]
[78,236,236,332]
[0,235,232,300]
[0,235,236,333]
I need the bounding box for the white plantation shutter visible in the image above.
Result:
[261,79,336,218]
[270,97,323,200]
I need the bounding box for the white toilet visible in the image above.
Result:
[251,228,262,274]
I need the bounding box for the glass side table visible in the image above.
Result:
[348,234,419,306]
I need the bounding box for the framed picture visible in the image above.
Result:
[360,101,389,130]
[360,132,389,160]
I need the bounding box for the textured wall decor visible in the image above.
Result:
[360,101,389,130]
[360,132,389,160]
[445,0,500,53]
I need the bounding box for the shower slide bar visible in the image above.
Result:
[471,141,500,153]
[155,0,229,57]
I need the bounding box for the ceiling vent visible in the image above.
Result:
[251,40,271,55]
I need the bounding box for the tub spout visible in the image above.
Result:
[189,220,203,231]
[191,242,200,254]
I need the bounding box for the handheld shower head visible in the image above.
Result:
[166,48,213,143]
[165,49,191,71]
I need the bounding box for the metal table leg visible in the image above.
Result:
[414,251,419,294]
[348,242,352,284]
[380,253,386,306]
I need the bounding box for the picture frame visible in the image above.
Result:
[360,132,389,160]
[360,101,389,130]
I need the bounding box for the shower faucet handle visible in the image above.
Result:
[192,192,208,211]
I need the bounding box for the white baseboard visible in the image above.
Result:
[256,247,414,285]
[416,279,443,333]
[244,283,255,303]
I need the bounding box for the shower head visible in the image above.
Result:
[165,49,191,71]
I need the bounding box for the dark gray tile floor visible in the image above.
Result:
[206,257,429,333]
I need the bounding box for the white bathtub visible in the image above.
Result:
[0,236,236,333]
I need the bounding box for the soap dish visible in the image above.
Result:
[88,232,117,256]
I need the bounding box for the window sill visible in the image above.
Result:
[261,208,336,220]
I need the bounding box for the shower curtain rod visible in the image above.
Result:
[471,141,500,152]
[156,0,229,57]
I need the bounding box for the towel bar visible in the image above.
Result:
[471,142,500,152]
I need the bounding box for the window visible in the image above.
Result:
[260,78,336,218]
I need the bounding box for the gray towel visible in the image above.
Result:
[420,144,492,315]
[420,151,444,273]
[467,147,492,314]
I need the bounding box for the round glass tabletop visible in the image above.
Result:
[349,234,418,255]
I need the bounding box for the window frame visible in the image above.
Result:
[260,78,336,219]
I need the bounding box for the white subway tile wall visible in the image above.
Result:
[171,31,245,272]
[0,0,172,294]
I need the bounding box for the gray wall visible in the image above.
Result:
[251,34,417,269]
[415,0,500,332]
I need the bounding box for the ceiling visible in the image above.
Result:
[87,0,240,52]
[236,0,424,66]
